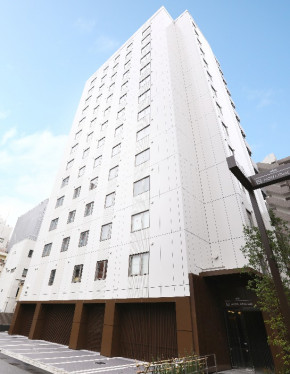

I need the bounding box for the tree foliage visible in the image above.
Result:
[241,211,290,373]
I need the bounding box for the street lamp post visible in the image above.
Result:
[226,155,290,338]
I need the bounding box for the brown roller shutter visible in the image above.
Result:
[82,304,105,352]
[14,304,36,337]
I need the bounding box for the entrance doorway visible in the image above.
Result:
[225,309,274,371]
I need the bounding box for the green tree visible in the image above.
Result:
[241,211,290,373]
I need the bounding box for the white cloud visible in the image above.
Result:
[0,110,9,120]
[90,35,119,53]
[1,128,17,146]
[74,18,96,33]
[245,88,274,108]
[0,130,67,226]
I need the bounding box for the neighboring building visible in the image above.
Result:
[257,154,290,229]
[0,200,48,313]
[0,250,7,277]
[0,216,12,253]
[10,8,273,371]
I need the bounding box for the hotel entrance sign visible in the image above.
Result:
[250,163,290,189]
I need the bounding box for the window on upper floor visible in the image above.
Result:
[55,196,64,208]
[115,124,123,137]
[139,75,150,89]
[123,70,129,79]
[61,237,70,252]
[49,218,58,231]
[28,250,33,258]
[72,264,83,283]
[211,85,217,98]
[112,143,121,157]
[79,116,86,125]
[75,130,82,140]
[104,106,111,116]
[98,137,105,148]
[94,156,102,168]
[84,202,94,217]
[71,143,78,154]
[200,48,205,56]
[131,210,149,232]
[42,243,52,257]
[67,210,76,224]
[117,108,125,119]
[93,106,99,114]
[216,102,222,116]
[85,95,92,103]
[111,72,117,81]
[79,231,89,247]
[87,132,93,142]
[141,42,150,55]
[108,165,119,180]
[140,51,150,64]
[140,62,150,75]
[48,269,56,286]
[100,223,112,241]
[119,93,127,105]
[137,106,150,120]
[141,34,150,45]
[73,186,81,199]
[101,74,107,83]
[78,166,86,177]
[101,121,108,131]
[228,145,234,156]
[99,83,104,91]
[61,176,69,188]
[142,25,150,35]
[113,63,119,72]
[129,252,149,276]
[96,93,102,103]
[136,125,150,141]
[121,81,128,92]
[83,148,90,159]
[246,209,254,227]
[66,159,74,170]
[135,148,150,166]
[89,177,98,191]
[105,192,116,208]
[95,260,108,280]
[124,60,130,70]
[207,71,213,82]
[133,176,150,196]
[107,93,113,103]
[138,89,150,103]
[222,122,229,137]
[22,268,28,277]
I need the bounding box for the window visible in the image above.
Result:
[123,70,129,79]
[88,86,94,94]
[133,176,150,196]
[246,210,254,227]
[79,116,86,125]
[140,51,150,64]
[83,148,90,159]
[139,75,150,88]
[72,264,83,283]
[49,218,58,231]
[115,124,123,137]
[124,60,130,70]
[135,148,150,166]
[109,82,115,91]
[127,42,133,50]
[91,76,97,85]
[108,165,119,180]
[98,137,105,148]
[84,202,94,217]
[197,38,202,45]
[141,34,150,44]
[71,144,78,154]
[138,89,150,103]
[101,121,108,131]
[66,159,74,170]
[222,122,229,137]
[231,100,236,109]
[42,243,52,257]
[85,95,91,103]
[22,268,28,278]
[99,83,104,91]
[100,223,112,241]
[129,252,149,276]
[78,166,86,177]
[101,74,107,83]
[103,66,108,72]
[207,71,213,81]
[104,106,111,116]
[48,269,56,286]
[61,176,69,188]
[55,196,64,208]
[211,85,217,98]
[121,81,128,91]
[113,63,118,72]
[96,94,102,103]
[93,106,99,114]
[94,156,102,167]
[142,25,150,35]
[87,132,93,142]
[140,62,150,75]
[105,192,116,208]
[67,210,76,224]
[111,72,117,81]
[216,102,222,116]
[141,42,150,55]
[119,93,127,105]
[131,210,149,232]
[112,143,121,157]
[138,106,150,120]
[75,130,82,140]
[125,50,132,59]
[200,48,205,56]
[107,93,113,103]
[61,237,70,252]
[228,145,234,156]
[115,54,120,61]
[117,108,125,119]
[73,186,81,199]
[79,231,89,247]
[28,250,33,258]
[136,125,150,141]
[95,260,108,280]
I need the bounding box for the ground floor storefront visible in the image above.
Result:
[9,271,275,372]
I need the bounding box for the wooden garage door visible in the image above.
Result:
[16,304,36,337]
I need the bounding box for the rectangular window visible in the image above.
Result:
[79,231,89,247]
[105,192,116,208]
[84,202,94,217]
[104,106,111,116]
[111,72,117,81]
[207,71,213,81]
[113,63,118,72]
[136,125,150,141]
[75,130,82,140]
[200,48,205,56]
[55,196,64,208]
[67,210,76,224]
[66,159,74,170]
[103,66,108,72]
[123,70,129,79]
[119,93,127,105]
[82,106,88,115]
[91,76,97,85]
[115,124,123,137]
[79,116,86,125]
[228,145,234,156]
[138,106,150,120]
[140,51,150,64]
[48,269,56,286]
[108,165,119,180]
[93,105,99,114]
[71,143,78,154]
[216,102,222,115]
[107,94,113,103]
[131,210,149,232]
[42,243,52,257]
[125,50,132,59]
[197,38,202,45]
[87,132,93,142]
[141,34,150,44]
[88,86,94,94]
[109,82,115,92]
[222,122,229,137]
[89,177,98,190]
[142,25,150,35]
[78,166,86,177]
[85,95,91,103]
[246,210,254,227]
[203,58,208,68]
[133,176,150,196]
[138,89,150,103]
[140,62,150,75]
[96,93,102,102]
[141,42,150,55]
[72,264,83,283]
[98,137,105,148]
[112,143,121,157]
[139,75,150,89]
[73,186,81,199]
[117,108,125,119]
[129,252,149,276]
[49,218,58,231]
[28,250,33,258]
[101,121,108,131]
[99,83,104,91]
[211,85,217,98]
[94,156,102,167]
[127,42,133,50]
[115,54,120,61]
[100,223,112,241]
[61,237,70,252]
[135,148,150,166]
[95,260,108,280]
[22,268,28,277]
[124,60,130,70]
[83,148,90,159]
[121,81,128,91]
[101,74,107,83]
[61,176,69,188]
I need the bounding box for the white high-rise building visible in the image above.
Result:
[10,7,274,371]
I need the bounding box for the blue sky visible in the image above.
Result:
[0,0,289,226]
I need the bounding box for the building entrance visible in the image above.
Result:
[225,309,274,371]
